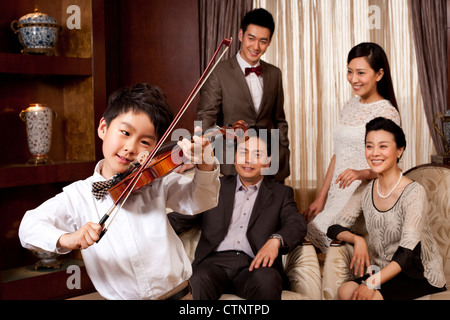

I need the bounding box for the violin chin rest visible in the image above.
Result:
[136,151,150,165]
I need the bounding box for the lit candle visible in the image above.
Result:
[29,103,46,110]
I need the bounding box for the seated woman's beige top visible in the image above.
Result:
[330,180,446,288]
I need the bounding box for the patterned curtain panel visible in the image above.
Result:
[198,0,253,72]
[409,0,448,155]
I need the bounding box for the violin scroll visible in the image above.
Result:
[230,120,249,141]
[201,120,249,143]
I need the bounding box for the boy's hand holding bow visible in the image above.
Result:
[58,222,102,250]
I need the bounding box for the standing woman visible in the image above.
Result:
[327,117,446,300]
[304,42,401,252]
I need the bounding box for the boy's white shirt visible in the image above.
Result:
[19,159,220,300]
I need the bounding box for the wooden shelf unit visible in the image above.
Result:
[0,53,92,76]
[1,258,95,300]
[0,161,96,188]
[0,0,106,299]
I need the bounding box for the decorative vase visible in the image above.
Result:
[30,249,62,270]
[433,109,450,156]
[19,104,56,165]
[10,9,62,55]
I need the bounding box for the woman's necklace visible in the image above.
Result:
[376,172,403,199]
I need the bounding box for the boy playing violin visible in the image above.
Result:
[19,83,220,300]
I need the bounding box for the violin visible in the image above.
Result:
[96,38,233,242]
[107,120,249,202]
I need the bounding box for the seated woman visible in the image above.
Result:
[327,117,446,300]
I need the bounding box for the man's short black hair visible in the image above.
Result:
[240,8,275,38]
[236,125,272,157]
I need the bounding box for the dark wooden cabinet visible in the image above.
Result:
[0,0,201,300]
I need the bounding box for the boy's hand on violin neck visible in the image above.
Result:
[57,222,103,250]
[178,126,215,171]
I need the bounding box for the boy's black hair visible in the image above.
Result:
[365,117,406,162]
[240,8,275,38]
[103,83,174,141]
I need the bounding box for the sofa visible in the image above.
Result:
[178,226,322,300]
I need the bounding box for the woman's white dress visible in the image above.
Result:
[306,97,401,252]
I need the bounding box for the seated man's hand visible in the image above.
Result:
[249,238,280,271]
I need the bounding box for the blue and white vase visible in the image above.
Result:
[19,104,56,165]
[11,9,61,55]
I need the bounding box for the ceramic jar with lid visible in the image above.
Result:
[11,9,61,55]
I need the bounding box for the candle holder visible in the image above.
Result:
[19,104,56,165]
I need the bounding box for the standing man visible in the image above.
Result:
[196,8,290,182]
[168,128,306,300]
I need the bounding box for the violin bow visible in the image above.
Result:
[97,37,233,242]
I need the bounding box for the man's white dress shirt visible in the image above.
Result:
[236,52,264,113]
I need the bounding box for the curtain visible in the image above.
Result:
[409,0,448,155]
[253,0,434,211]
[199,0,253,72]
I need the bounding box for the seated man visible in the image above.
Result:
[168,127,307,300]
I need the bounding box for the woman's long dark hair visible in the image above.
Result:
[348,42,399,111]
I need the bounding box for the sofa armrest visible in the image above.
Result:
[282,241,321,300]
[178,226,201,264]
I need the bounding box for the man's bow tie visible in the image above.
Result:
[245,65,262,77]
[92,173,120,200]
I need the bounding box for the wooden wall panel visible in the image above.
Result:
[116,0,201,133]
